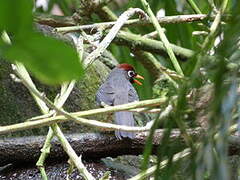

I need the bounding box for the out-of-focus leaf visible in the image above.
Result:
[2,33,83,84]
[0,0,33,37]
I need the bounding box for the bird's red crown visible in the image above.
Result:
[117,63,134,71]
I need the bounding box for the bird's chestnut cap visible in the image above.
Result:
[117,63,144,85]
[117,63,134,71]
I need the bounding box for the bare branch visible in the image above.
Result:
[54,14,207,33]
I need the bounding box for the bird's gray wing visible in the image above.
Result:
[96,81,115,106]
[128,83,139,102]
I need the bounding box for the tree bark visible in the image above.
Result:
[0,128,202,166]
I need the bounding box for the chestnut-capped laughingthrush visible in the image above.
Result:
[96,64,144,139]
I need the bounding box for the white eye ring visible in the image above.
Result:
[128,70,135,77]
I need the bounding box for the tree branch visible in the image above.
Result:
[54,14,207,33]
[114,31,194,59]
[34,13,75,27]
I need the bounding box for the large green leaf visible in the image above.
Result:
[3,33,83,84]
[0,0,83,84]
[0,0,33,37]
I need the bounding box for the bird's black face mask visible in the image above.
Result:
[127,70,144,85]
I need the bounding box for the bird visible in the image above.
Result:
[96,63,144,139]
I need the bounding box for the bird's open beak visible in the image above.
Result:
[134,74,144,85]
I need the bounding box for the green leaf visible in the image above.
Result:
[0,0,33,37]
[3,33,84,84]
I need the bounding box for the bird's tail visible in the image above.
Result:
[114,111,135,139]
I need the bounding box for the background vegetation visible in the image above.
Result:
[0,0,240,179]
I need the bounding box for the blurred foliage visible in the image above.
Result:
[0,0,83,84]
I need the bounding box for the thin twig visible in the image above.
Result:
[143,31,159,39]
[29,107,162,121]
[36,127,54,180]
[140,0,184,76]
[129,148,191,180]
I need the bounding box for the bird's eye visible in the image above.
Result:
[128,70,135,77]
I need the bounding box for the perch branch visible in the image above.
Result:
[0,128,203,165]
[30,107,162,121]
